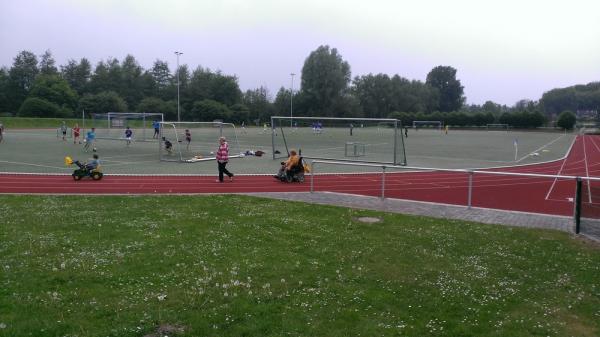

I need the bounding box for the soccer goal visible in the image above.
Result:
[270,116,407,165]
[159,121,243,163]
[88,112,164,141]
[486,123,510,131]
[413,120,442,130]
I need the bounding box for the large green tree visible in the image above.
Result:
[352,74,394,118]
[28,74,78,114]
[300,45,351,116]
[150,60,171,100]
[0,67,9,113]
[78,91,127,114]
[120,54,144,109]
[136,97,176,120]
[243,87,273,124]
[39,50,58,76]
[540,83,600,116]
[425,65,464,112]
[188,99,231,121]
[60,58,92,96]
[7,50,39,113]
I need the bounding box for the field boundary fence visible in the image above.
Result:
[308,160,600,241]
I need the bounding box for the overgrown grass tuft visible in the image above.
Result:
[0,195,599,337]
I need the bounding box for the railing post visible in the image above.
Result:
[381,166,386,199]
[574,177,582,234]
[310,161,315,193]
[467,170,474,209]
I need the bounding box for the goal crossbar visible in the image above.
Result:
[271,116,407,166]
[159,121,243,163]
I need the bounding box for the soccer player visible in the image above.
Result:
[72,124,81,144]
[125,126,133,146]
[185,129,191,150]
[349,123,354,136]
[60,121,68,141]
[162,137,173,154]
[152,120,160,139]
[84,128,96,152]
[0,121,4,142]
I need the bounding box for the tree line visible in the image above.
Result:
[0,46,593,129]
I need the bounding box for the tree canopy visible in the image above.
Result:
[0,48,595,127]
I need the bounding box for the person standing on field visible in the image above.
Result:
[60,121,68,141]
[215,136,234,183]
[73,124,81,144]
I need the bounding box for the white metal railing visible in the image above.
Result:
[308,159,600,208]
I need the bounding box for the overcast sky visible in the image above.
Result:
[1,0,599,105]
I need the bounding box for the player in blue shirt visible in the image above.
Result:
[84,128,96,152]
[152,120,160,139]
[125,126,133,146]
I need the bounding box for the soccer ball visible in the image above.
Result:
[93,147,97,152]
[210,151,214,155]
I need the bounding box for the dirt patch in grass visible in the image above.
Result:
[142,323,185,337]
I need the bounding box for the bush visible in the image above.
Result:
[17,97,72,118]
[78,91,128,114]
[557,110,576,130]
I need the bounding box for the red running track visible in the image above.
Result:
[3,135,600,217]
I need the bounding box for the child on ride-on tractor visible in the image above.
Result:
[67,154,103,180]
[74,154,100,172]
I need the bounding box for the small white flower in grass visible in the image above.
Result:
[157,294,167,301]
[60,262,66,269]
[280,278,285,283]
[0,323,6,329]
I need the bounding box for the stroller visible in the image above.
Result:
[276,157,307,183]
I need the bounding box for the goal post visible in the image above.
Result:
[270,116,407,165]
[413,120,442,130]
[159,121,243,163]
[486,123,510,131]
[88,112,164,141]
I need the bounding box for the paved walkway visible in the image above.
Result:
[245,191,575,233]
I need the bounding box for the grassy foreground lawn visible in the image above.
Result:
[0,195,599,337]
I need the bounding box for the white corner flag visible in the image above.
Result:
[514,138,518,161]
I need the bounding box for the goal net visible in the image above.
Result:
[486,123,510,131]
[87,112,164,141]
[159,121,243,163]
[270,116,407,165]
[413,120,442,130]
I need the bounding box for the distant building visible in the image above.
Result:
[576,110,598,119]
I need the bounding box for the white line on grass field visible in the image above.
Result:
[0,160,68,170]
[316,142,390,152]
[516,134,566,162]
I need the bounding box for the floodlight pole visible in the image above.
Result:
[290,73,295,128]
[175,51,183,122]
